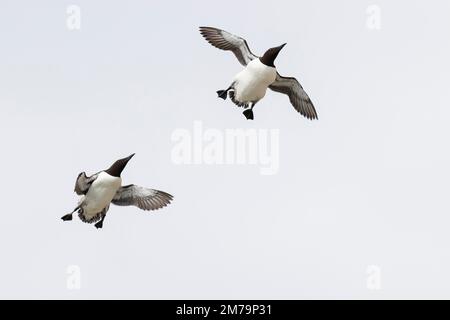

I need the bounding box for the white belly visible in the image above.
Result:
[233,59,277,103]
[82,172,121,218]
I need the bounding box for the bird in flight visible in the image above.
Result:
[199,26,318,120]
[61,154,173,229]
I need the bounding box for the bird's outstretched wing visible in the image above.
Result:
[74,172,99,195]
[269,73,318,120]
[112,185,173,211]
[199,26,257,66]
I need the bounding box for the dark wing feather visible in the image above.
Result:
[199,26,257,66]
[112,185,173,211]
[269,73,318,120]
[74,172,99,195]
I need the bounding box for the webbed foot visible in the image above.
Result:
[243,108,254,120]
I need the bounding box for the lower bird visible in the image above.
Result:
[199,26,318,120]
[61,153,173,229]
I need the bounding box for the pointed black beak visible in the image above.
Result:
[120,153,135,168]
[105,153,135,177]
[261,43,287,67]
[274,43,287,55]
[125,153,135,162]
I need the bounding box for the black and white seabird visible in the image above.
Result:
[61,154,173,229]
[199,26,318,120]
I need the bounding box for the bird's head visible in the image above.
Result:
[105,153,135,177]
[260,43,286,67]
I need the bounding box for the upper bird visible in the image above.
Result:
[61,153,173,229]
[199,26,318,120]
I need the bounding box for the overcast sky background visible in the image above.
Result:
[1,0,450,299]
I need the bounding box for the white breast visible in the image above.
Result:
[82,172,121,218]
[233,59,277,103]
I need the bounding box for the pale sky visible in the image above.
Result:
[0,0,450,299]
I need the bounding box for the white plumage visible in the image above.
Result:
[82,172,121,221]
[232,59,277,104]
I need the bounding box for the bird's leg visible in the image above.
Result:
[95,215,106,229]
[61,205,80,221]
[217,86,232,100]
[243,102,256,120]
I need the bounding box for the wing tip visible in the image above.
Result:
[150,190,174,211]
[199,26,217,35]
[199,26,219,31]
[304,111,318,121]
[309,111,319,120]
